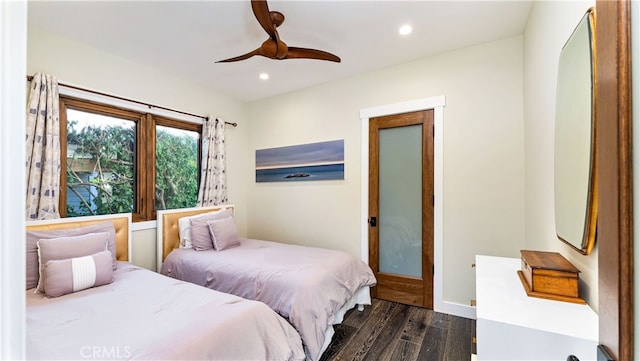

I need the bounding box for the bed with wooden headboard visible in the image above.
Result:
[25,213,304,361]
[26,213,132,261]
[157,204,234,271]
[157,205,377,361]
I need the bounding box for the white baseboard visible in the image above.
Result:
[436,300,476,320]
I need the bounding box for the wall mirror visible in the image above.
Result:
[554,7,597,255]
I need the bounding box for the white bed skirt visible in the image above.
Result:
[317,286,372,358]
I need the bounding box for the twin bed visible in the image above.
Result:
[157,205,377,361]
[26,214,304,360]
[25,205,376,360]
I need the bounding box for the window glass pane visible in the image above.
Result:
[66,109,136,217]
[155,125,199,211]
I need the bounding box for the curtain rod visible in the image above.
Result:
[26,75,238,127]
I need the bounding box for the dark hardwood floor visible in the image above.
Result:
[320,298,476,361]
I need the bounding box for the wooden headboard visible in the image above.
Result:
[156,205,235,272]
[26,213,132,262]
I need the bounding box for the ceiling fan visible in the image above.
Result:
[216,0,341,63]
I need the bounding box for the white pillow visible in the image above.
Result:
[178,208,233,248]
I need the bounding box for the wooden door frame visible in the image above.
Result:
[359,96,474,320]
[596,0,633,360]
[368,110,434,308]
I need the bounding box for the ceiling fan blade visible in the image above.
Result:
[251,0,278,39]
[216,48,263,63]
[217,1,340,64]
[285,47,341,63]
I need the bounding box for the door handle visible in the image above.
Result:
[369,216,377,227]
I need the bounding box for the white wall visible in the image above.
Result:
[523,1,597,309]
[246,36,526,309]
[27,27,251,271]
[1,1,27,358]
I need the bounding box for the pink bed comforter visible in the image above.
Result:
[161,238,377,361]
[27,262,304,360]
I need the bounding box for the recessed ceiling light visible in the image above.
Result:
[259,73,269,80]
[399,24,412,36]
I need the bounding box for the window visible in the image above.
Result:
[154,123,200,211]
[60,96,201,221]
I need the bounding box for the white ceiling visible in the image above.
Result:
[28,0,533,102]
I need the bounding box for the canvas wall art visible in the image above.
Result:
[255,140,344,182]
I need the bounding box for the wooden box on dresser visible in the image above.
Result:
[518,250,584,304]
[475,255,598,360]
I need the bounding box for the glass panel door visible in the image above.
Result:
[378,124,422,277]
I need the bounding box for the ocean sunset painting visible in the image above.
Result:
[256,140,345,182]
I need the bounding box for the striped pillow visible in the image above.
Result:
[42,250,114,298]
[35,232,110,293]
[26,221,118,290]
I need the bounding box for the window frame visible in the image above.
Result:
[59,96,202,222]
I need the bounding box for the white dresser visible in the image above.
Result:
[475,255,598,361]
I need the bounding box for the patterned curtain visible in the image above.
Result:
[25,73,61,220]
[197,117,227,206]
